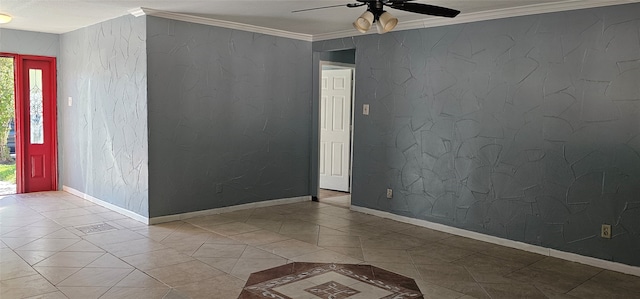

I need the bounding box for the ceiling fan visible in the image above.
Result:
[293,0,460,34]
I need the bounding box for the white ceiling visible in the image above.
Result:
[0,0,637,38]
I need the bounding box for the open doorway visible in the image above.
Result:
[317,49,356,208]
[0,56,16,195]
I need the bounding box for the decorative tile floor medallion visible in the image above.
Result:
[305,281,360,298]
[239,262,423,298]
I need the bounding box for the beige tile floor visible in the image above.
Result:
[1,191,640,298]
[318,189,350,208]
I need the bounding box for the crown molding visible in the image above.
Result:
[129,7,313,42]
[130,1,640,43]
[128,7,146,18]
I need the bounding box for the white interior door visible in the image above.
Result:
[319,68,352,192]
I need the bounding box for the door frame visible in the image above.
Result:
[0,52,20,192]
[0,53,58,193]
[318,61,356,194]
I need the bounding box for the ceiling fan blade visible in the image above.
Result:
[347,3,367,8]
[387,2,460,18]
[292,3,364,13]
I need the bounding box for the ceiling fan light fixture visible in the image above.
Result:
[375,20,384,34]
[377,11,398,33]
[0,13,12,24]
[353,10,374,33]
[353,22,367,33]
[294,0,459,35]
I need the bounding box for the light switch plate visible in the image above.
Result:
[363,104,369,115]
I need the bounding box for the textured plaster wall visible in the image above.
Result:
[320,49,356,65]
[315,3,640,266]
[0,28,59,57]
[146,17,312,217]
[59,15,149,217]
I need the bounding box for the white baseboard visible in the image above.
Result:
[62,185,311,226]
[350,206,640,277]
[148,195,311,224]
[63,186,150,224]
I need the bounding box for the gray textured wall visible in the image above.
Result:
[315,3,640,266]
[59,15,149,217]
[320,49,356,65]
[146,17,312,217]
[0,29,59,57]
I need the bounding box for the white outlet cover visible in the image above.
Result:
[363,104,369,115]
[68,97,73,106]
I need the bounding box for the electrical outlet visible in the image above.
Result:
[386,188,393,199]
[601,224,612,239]
[363,104,370,115]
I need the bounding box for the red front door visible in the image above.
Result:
[17,57,57,192]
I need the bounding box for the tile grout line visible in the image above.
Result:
[563,268,605,296]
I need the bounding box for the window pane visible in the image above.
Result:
[29,69,43,144]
